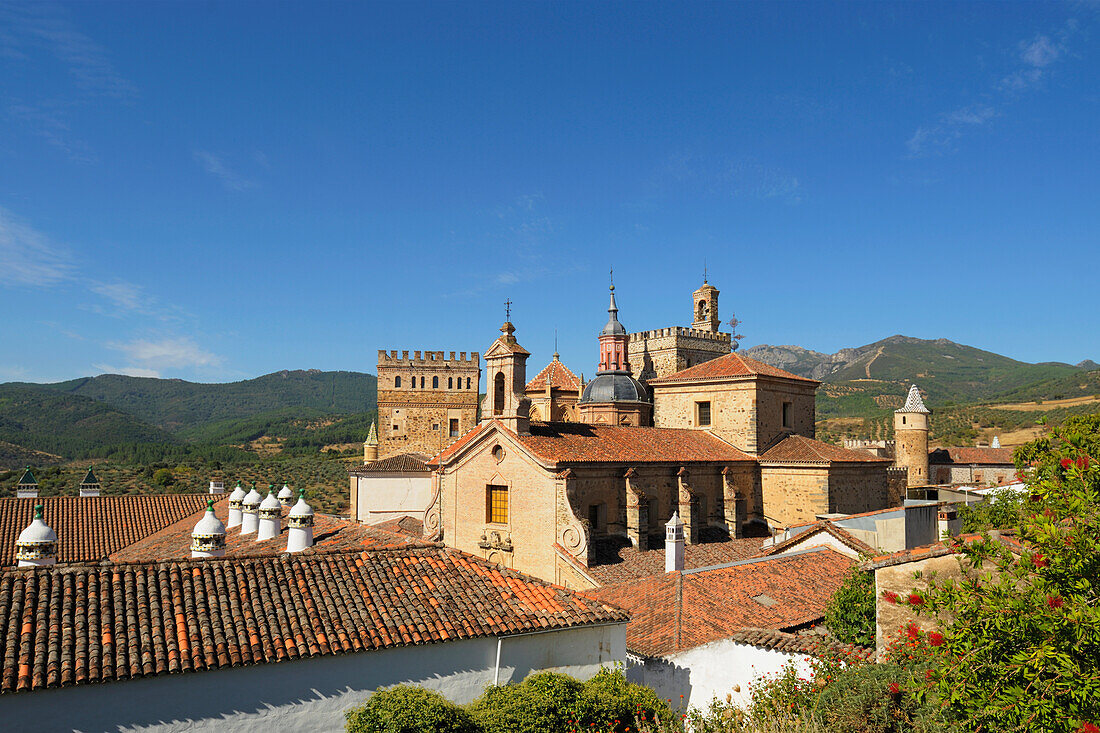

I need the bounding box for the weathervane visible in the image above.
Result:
[504,299,513,320]
[610,267,614,291]
[704,258,708,284]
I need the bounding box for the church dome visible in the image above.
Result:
[579,372,649,404]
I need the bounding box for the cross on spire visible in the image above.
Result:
[704,258,708,284]
[504,299,513,320]
[609,267,614,291]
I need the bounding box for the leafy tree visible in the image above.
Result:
[824,566,877,647]
[345,685,478,733]
[957,487,1025,533]
[895,415,1100,733]
[152,467,174,486]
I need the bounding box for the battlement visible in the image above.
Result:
[378,350,480,366]
[628,326,731,343]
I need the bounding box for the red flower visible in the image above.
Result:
[888,682,901,695]
[1047,595,1064,609]
[928,632,944,647]
[1029,494,1042,503]
[908,593,925,606]
[924,669,933,680]
[883,590,899,604]
[1032,553,1048,568]
[1077,456,1090,470]
[905,623,920,641]
[1077,723,1099,733]
[1061,458,1074,469]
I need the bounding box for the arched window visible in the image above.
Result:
[697,300,707,319]
[420,376,425,388]
[409,375,415,388]
[493,372,505,415]
[466,377,471,389]
[448,377,453,389]
[394,376,401,388]
[432,376,439,389]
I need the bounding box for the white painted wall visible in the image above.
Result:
[771,531,862,558]
[0,623,626,733]
[354,473,432,524]
[626,638,813,712]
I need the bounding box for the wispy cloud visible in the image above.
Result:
[194,150,256,192]
[0,206,75,286]
[6,100,96,163]
[906,21,1079,157]
[103,336,223,376]
[0,2,135,100]
[90,363,162,379]
[650,153,803,205]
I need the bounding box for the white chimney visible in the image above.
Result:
[191,500,227,558]
[16,504,57,567]
[992,436,1001,449]
[79,467,101,497]
[257,486,282,541]
[227,481,246,528]
[208,480,225,495]
[16,467,38,499]
[286,490,315,553]
[665,512,685,573]
[277,482,294,507]
[240,482,262,535]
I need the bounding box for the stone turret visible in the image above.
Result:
[363,422,379,463]
[691,280,720,333]
[191,500,226,558]
[240,482,262,535]
[16,467,38,499]
[257,486,282,541]
[286,490,314,553]
[481,319,532,435]
[227,481,246,528]
[16,504,57,567]
[895,384,931,488]
[277,482,294,507]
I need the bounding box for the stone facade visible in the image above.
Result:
[376,350,481,459]
[894,411,929,487]
[759,463,889,528]
[651,377,816,455]
[627,327,731,382]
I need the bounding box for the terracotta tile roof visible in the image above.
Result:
[861,530,1026,571]
[0,546,629,694]
[590,547,853,657]
[526,356,582,392]
[371,515,424,538]
[649,353,819,385]
[759,434,891,464]
[430,421,490,465]
[929,447,1015,466]
[349,453,431,474]
[761,521,877,558]
[725,628,873,660]
[587,534,766,585]
[109,503,427,563]
[0,495,214,567]
[518,423,756,465]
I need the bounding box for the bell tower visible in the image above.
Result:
[692,280,720,332]
[482,310,532,435]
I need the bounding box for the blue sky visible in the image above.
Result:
[1,1,1097,384]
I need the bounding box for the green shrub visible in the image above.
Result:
[344,685,479,733]
[575,667,676,731]
[809,661,948,733]
[469,671,583,733]
[823,567,876,646]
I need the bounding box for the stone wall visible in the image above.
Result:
[627,327,731,382]
[894,413,929,487]
[651,378,815,454]
[760,466,830,527]
[827,463,890,516]
[931,464,1017,486]
[377,350,480,459]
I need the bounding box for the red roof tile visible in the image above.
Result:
[759,434,891,464]
[350,453,431,474]
[109,504,427,563]
[649,353,819,385]
[761,521,877,558]
[929,447,1015,466]
[371,515,424,538]
[861,530,1026,571]
[590,547,853,657]
[587,535,766,585]
[517,423,756,465]
[0,547,629,693]
[725,628,873,660]
[0,495,214,567]
[526,357,582,392]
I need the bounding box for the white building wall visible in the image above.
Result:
[626,638,813,712]
[0,623,626,733]
[354,473,433,524]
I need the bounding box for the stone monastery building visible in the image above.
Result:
[409,279,895,589]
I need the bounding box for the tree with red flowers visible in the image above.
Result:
[897,415,1100,732]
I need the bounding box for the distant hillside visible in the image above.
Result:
[744,336,1086,404]
[0,384,176,463]
[40,370,377,432]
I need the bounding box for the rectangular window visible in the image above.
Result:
[486,485,508,524]
[449,418,460,437]
[696,401,711,426]
[432,423,439,431]
[782,402,792,428]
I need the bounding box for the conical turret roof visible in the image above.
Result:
[364,421,378,447]
[601,284,626,336]
[896,384,930,414]
[17,467,37,486]
[81,467,99,485]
